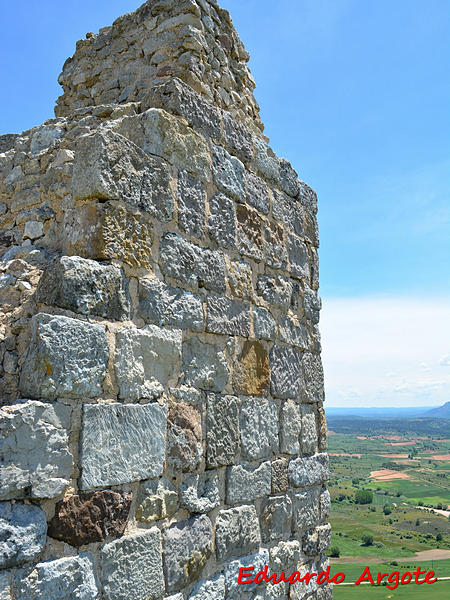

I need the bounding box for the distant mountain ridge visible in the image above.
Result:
[326,406,442,418]
[424,401,450,418]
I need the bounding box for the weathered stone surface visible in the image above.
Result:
[212,145,245,201]
[159,233,226,293]
[206,394,240,467]
[206,296,250,337]
[180,471,220,513]
[138,277,203,331]
[268,540,301,599]
[288,454,329,488]
[208,193,236,248]
[136,477,178,523]
[20,313,108,400]
[182,338,229,392]
[224,550,269,600]
[30,125,63,156]
[0,571,11,600]
[80,402,166,489]
[278,315,308,350]
[272,190,303,236]
[236,204,264,261]
[302,524,331,556]
[279,400,301,455]
[253,138,279,183]
[301,353,325,403]
[271,458,289,494]
[226,462,271,504]
[16,555,98,600]
[253,306,277,340]
[318,407,328,452]
[320,489,331,521]
[303,287,322,325]
[0,400,73,500]
[48,490,132,546]
[72,129,175,222]
[265,220,287,270]
[256,274,292,309]
[222,111,253,164]
[115,325,182,399]
[232,341,269,396]
[36,256,130,320]
[269,344,302,400]
[188,574,225,600]
[0,502,46,568]
[240,397,278,460]
[177,170,205,239]
[287,234,309,281]
[216,505,260,562]
[163,515,213,592]
[279,158,300,198]
[167,402,202,472]
[227,260,253,300]
[101,529,163,600]
[246,171,269,214]
[260,495,292,543]
[301,405,317,455]
[298,180,318,214]
[292,488,320,531]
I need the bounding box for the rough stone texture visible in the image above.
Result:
[182,338,229,392]
[215,505,260,562]
[227,260,253,300]
[280,400,301,455]
[115,325,182,400]
[212,145,245,201]
[0,400,73,499]
[15,555,98,600]
[301,353,325,403]
[224,550,269,600]
[278,314,309,350]
[180,472,220,513]
[236,204,264,261]
[208,193,236,248]
[167,402,202,472]
[163,515,213,592]
[272,190,303,236]
[188,574,225,600]
[240,398,278,460]
[265,220,287,270]
[287,234,309,281]
[206,296,250,337]
[178,171,206,239]
[206,394,240,467]
[256,274,292,309]
[269,344,303,400]
[48,491,132,546]
[20,313,108,400]
[136,478,178,523]
[246,171,270,214]
[0,571,11,600]
[101,529,163,600]
[292,488,320,531]
[269,540,301,599]
[226,462,271,504]
[253,306,277,340]
[260,495,292,543]
[232,341,269,396]
[288,454,329,488]
[271,458,289,494]
[0,502,47,568]
[80,403,166,489]
[301,404,318,455]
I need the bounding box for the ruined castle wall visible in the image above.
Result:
[0,1,330,599]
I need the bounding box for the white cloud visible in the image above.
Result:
[321,296,450,407]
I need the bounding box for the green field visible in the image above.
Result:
[330,560,450,582]
[333,580,450,600]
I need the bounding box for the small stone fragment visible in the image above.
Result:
[288,454,329,488]
[212,145,245,201]
[136,478,178,523]
[236,204,264,261]
[271,458,289,494]
[227,260,253,300]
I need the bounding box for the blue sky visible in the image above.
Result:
[1,1,449,406]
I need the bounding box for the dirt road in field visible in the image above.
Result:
[331,549,450,565]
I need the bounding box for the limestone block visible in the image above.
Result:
[271,458,289,494]
[272,190,303,236]
[320,489,331,521]
[206,394,240,467]
[226,461,271,504]
[206,296,250,337]
[279,400,301,455]
[20,313,108,400]
[240,397,278,460]
[252,138,280,184]
[180,471,220,513]
[246,171,269,214]
[301,353,325,403]
[224,550,269,599]
[287,234,309,281]
[48,490,132,546]
[265,220,287,270]
[279,158,300,198]
[212,144,245,201]
[159,232,226,292]
[167,402,202,472]
[182,337,229,392]
[269,344,302,400]
[303,286,322,325]
[29,125,63,156]
[221,111,253,163]
[63,200,153,269]
[115,325,182,400]
[288,454,329,488]
[163,515,213,592]
[301,404,317,455]
[232,341,269,396]
[101,529,163,600]
[269,540,301,599]
[15,555,98,600]
[72,130,174,222]
[298,180,318,214]
[260,495,292,543]
[302,524,332,556]
[0,502,47,568]
[208,192,236,248]
[136,478,178,523]
[215,505,260,562]
[236,204,264,261]
[278,315,308,350]
[37,256,130,320]
[253,306,277,340]
[23,220,43,240]
[256,274,292,309]
[188,574,225,600]
[80,402,166,489]
[292,488,320,531]
[0,400,73,500]
[0,571,11,600]
[177,170,206,239]
[227,260,253,300]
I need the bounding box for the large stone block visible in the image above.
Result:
[0,502,47,568]
[159,233,226,293]
[252,138,280,184]
[36,256,130,320]
[279,158,300,198]
[206,296,250,337]
[303,286,322,325]
[236,204,264,261]
[301,353,325,403]
[180,471,220,514]
[80,402,166,489]
[221,111,253,164]
[301,405,318,455]
[224,550,269,600]
[163,515,213,592]
[260,495,292,543]
[72,130,174,222]
[320,489,331,521]
[15,555,98,600]
[136,477,178,523]
[0,400,73,500]
[101,529,164,600]
[215,505,260,562]
[232,341,269,396]
[269,344,303,400]
[253,306,277,341]
[278,314,309,350]
[227,260,253,300]
[212,144,245,201]
[226,462,271,504]
[269,540,301,599]
[115,325,182,400]
[182,337,229,392]
[292,488,320,531]
[206,394,240,468]
[279,400,301,455]
[288,454,329,488]
[246,171,269,214]
[265,220,287,270]
[188,574,225,600]
[208,193,236,248]
[287,234,309,281]
[48,490,132,546]
[177,170,206,239]
[167,402,202,472]
[272,189,303,236]
[256,274,292,309]
[240,397,278,460]
[20,313,108,400]
[271,458,289,494]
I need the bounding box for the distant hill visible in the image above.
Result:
[325,406,437,418]
[424,402,450,418]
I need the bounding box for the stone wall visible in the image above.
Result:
[0,1,331,599]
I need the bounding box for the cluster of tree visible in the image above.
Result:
[355,489,373,504]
